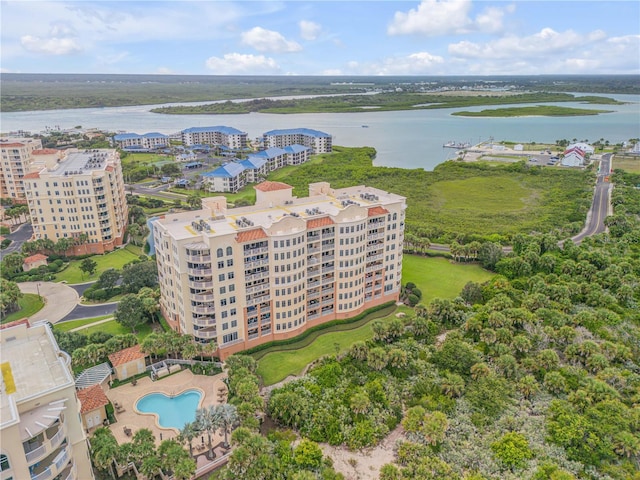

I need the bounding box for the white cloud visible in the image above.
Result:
[299,20,321,41]
[241,27,302,53]
[343,52,445,75]
[388,0,510,36]
[155,67,176,75]
[205,53,280,74]
[448,28,607,60]
[322,69,343,75]
[20,35,82,55]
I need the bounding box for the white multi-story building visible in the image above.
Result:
[0,137,43,204]
[112,132,170,151]
[262,128,332,154]
[0,321,95,480]
[24,149,128,255]
[153,181,405,358]
[181,127,248,150]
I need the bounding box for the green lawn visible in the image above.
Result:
[80,319,153,341]
[1,294,45,324]
[53,315,114,332]
[54,247,144,284]
[256,309,394,386]
[614,156,640,173]
[402,255,494,303]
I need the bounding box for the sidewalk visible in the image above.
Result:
[69,316,114,331]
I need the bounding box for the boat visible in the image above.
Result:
[361,125,369,128]
[443,141,471,149]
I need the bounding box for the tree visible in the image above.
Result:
[491,432,533,471]
[1,252,25,277]
[293,439,323,470]
[98,268,121,295]
[178,421,198,457]
[187,194,202,210]
[121,260,157,293]
[79,257,97,278]
[215,403,239,447]
[114,294,148,333]
[0,278,23,318]
[90,427,119,479]
[138,287,160,322]
[196,405,217,457]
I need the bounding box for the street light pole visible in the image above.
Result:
[37,283,41,301]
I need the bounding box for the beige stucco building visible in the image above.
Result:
[153,181,406,359]
[77,385,109,431]
[0,137,43,204]
[107,345,147,381]
[24,149,128,255]
[0,322,95,480]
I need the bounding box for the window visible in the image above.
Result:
[0,454,9,472]
[217,248,223,258]
[226,246,233,256]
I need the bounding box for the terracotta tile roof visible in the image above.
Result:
[236,228,268,242]
[32,149,59,155]
[23,172,40,179]
[0,318,30,330]
[254,181,292,192]
[0,143,25,148]
[23,253,48,264]
[108,344,146,367]
[77,384,110,414]
[105,165,115,172]
[307,217,335,229]
[368,206,389,217]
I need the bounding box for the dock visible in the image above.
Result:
[443,141,472,149]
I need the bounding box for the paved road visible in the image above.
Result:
[0,223,33,261]
[60,302,119,322]
[18,281,79,323]
[571,154,612,244]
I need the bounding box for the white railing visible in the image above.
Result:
[188,267,213,276]
[192,293,214,302]
[188,280,214,289]
[186,254,211,263]
[25,443,46,463]
[31,467,52,480]
[192,317,215,327]
[244,246,268,255]
[192,305,216,315]
[322,266,334,273]
[194,329,217,339]
[247,295,270,307]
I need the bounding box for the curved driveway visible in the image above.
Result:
[18,281,79,324]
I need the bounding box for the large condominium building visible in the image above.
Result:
[153,181,405,358]
[0,322,95,480]
[181,127,248,150]
[24,149,128,255]
[0,137,43,204]
[262,128,332,154]
[112,132,170,151]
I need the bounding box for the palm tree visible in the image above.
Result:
[178,422,198,457]
[441,372,465,398]
[195,406,216,458]
[215,403,239,448]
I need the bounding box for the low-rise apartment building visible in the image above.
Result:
[181,127,248,150]
[0,322,95,480]
[153,181,405,358]
[262,128,332,154]
[112,132,170,151]
[0,137,43,204]
[24,149,128,255]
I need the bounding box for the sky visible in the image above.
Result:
[1,0,639,76]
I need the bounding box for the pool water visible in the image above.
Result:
[135,389,202,429]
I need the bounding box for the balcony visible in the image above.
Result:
[245,271,269,282]
[320,254,335,262]
[307,247,320,254]
[192,317,215,327]
[366,254,384,263]
[188,280,214,289]
[244,246,268,255]
[307,268,320,277]
[247,295,270,307]
[308,279,320,288]
[307,234,320,242]
[24,425,66,465]
[322,266,334,274]
[244,258,269,269]
[367,232,385,241]
[186,253,211,263]
[321,298,334,306]
[188,267,213,276]
[308,313,320,321]
[194,328,217,339]
[30,445,70,480]
[307,291,320,300]
[191,293,214,302]
[192,305,215,315]
[321,308,334,316]
[365,265,384,273]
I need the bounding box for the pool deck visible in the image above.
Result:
[106,369,227,446]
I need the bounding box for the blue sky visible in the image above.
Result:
[1,1,639,75]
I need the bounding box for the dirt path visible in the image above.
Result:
[319,425,405,480]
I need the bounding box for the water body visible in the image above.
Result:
[2,93,638,171]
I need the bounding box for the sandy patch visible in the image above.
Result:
[320,426,405,480]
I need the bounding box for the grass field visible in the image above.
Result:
[80,319,153,340]
[614,156,640,173]
[402,255,494,304]
[257,321,375,385]
[1,294,45,324]
[429,176,532,213]
[54,247,143,284]
[54,315,114,332]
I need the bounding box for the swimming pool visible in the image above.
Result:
[135,389,202,429]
